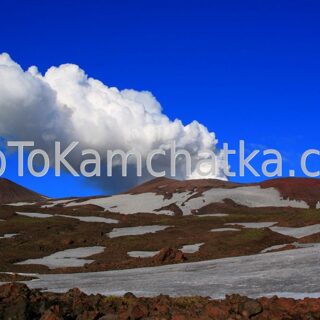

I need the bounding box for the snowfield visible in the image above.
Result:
[0,233,17,239]
[16,212,119,224]
[64,186,309,215]
[107,225,172,238]
[8,202,36,206]
[42,199,77,208]
[127,243,204,258]
[16,247,105,269]
[180,243,204,254]
[210,228,240,232]
[226,222,277,229]
[23,245,320,298]
[128,251,159,258]
[58,215,119,224]
[270,224,320,238]
[16,212,53,218]
[196,213,229,217]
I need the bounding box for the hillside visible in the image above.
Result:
[1,177,320,302]
[0,178,44,204]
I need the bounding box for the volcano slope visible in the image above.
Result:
[0,178,44,205]
[0,177,320,299]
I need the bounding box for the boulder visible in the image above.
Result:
[152,247,187,264]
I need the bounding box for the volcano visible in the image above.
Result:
[1,176,320,302]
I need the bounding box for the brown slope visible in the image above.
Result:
[259,177,320,209]
[0,178,44,204]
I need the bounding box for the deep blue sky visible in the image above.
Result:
[1,0,320,197]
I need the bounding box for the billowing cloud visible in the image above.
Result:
[0,53,226,192]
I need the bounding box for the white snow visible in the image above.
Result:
[16,212,53,218]
[210,228,240,232]
[180,243,204,254]
[15,246,104,269]
[195,213,229,217]
[64,186,309,216]
[15,212,118,224]
[226,222,277,229]
[22,244,320,299]
[270,224,320,238]
[260,244,289,253]
[108,225,171,238]
[294,242,320,248]
[128,251,159,258]
[8,202,36,207]
[59,215,119,224]
[7,186,309,218]
[42,199,77,208]
[127,242,205,258]
[261,242,320,253]
[66,193,189,215]
[4,272,38,277]
[184,186,308,211]
[0,233,17,239]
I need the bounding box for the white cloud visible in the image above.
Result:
[0,53,226,191]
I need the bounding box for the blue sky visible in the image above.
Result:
[0,0,319,197]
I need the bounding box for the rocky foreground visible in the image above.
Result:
[1,283,320,320]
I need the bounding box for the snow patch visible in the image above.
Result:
[16,212,118,224]
[0,233,17,239]
[127,242,205,258]
[42,199,77,208]
[226,222,277,229]
[108,225,172,238]
[65,186,309,216]
[15,247,104,269]
[16,212,53,218]
[66,193,192,215]
[261,242,320,253]
[261,244,289,253]
[180,243,204,254]
[185,186,309,211]
[210,228,240,232]
[128,251,159,258]
[195,213,229,217]
[59,215,118,224]
[8,202,36,207]
[271,225,320,238]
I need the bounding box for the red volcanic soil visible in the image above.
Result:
[0,178,44,204]
[1,283,320,320]
[260,178,320,208]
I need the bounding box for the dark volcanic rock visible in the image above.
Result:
[1,283,320,320]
